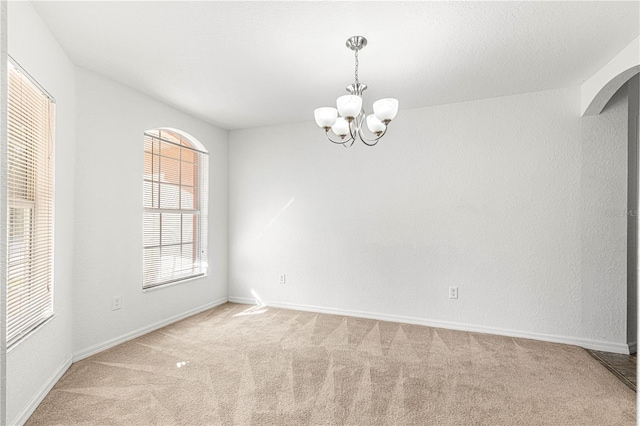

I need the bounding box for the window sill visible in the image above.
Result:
[142,273,209,293]
[7,314,57,353]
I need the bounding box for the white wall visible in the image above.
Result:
[0,1,8,423]
[72,68,228,356]
[229,86,630,352]
[7,2,76,423]
[580,85,630,346]
[627,75,639,349]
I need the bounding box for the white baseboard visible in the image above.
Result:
[228,296,632,355]
[628,341,637,354]
[73,297,228,362]
[10,355,72,426]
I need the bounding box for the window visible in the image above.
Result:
[143,129,209,289]
[6,59,55,347]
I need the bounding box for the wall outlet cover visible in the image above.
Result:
[449,287,458,299]
[112,296,122,310]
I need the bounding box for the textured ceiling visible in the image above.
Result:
[31,1,639,130]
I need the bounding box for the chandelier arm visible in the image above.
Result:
[356,121,388,146]
[348,110,366,141]
[325,130,353,145]
[358,129,381,146]
[348,119,359,142]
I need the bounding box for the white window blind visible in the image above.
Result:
[143,129,209,289]
[6,60,55,347]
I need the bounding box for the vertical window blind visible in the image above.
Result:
[7,60,55,347]
[143,129,209,289]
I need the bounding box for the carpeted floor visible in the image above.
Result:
[27,302,636,425]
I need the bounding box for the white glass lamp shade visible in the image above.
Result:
[314,107,338,129]
[366,114,386,134]
[336,95,362,119]
[373,98,399,122]
[331,117,350,137]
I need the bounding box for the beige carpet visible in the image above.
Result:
[26,303,635,425]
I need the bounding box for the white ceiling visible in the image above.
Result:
[32,1,639,130]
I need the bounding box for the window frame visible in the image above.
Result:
[5,57,56,348]
[142,129,209,290]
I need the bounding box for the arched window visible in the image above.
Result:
[143,128,209,289]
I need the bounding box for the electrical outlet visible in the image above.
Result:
[448,286,458,299]
[112,296,122,311]
[279,273,286,285]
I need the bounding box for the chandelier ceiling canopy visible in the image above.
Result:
[314,36,399,147]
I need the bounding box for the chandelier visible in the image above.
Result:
[314,36,399,147]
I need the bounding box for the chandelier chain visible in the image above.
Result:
[354,48,359,85]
